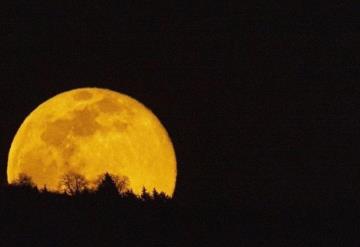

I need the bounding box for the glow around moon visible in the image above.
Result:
[7,88,177,196]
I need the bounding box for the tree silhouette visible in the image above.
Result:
[96,173,119,196]
[122,189,138,200]
[59,172,88,195]
[12,173,35,189]
[141,187,151,201]
[152,188,169,201]
[153,188,159,197]
[111,174,129,193]
[95,173,129,195]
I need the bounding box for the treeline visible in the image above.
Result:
[0,172,182,246]
[1,172,358,246]
[6,172,170,202]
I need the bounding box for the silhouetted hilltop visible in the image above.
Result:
[1,178,360,247]
[0,179,230,247]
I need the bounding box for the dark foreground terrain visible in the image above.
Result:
[0,183,234,247]
[0,183,359,247]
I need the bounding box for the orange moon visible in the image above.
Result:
[7,88,177,196]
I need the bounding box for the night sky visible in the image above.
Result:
[1,2,359,209]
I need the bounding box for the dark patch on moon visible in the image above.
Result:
[63,143,76,160]
[73,90,93,101]
[96,97,124,113]
[70,107,101,136]
[41,106,101,144]
[114,120,129,132]
[41,119,73,146]
[40,106,101,165]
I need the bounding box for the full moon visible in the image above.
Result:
[7,88,177,196]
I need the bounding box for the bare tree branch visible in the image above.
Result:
[59,172,88,195]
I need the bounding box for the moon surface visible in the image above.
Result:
[7,88,177,196]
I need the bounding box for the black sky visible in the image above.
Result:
[1,2,359,208]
